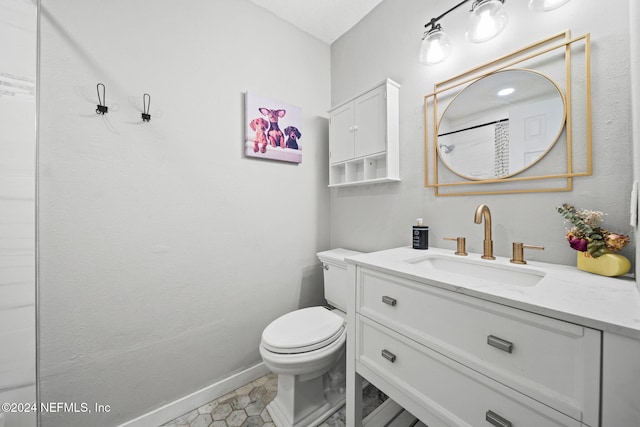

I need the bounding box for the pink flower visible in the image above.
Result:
[567,235,588,252]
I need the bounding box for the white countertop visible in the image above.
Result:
[346,246,640,340]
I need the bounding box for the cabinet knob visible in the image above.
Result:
[486,410,512,427]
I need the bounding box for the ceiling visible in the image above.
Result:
[248,0,386,45]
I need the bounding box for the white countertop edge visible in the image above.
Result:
[345,246,640,341]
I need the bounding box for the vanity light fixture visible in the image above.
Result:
[528,0,570,12]
[420,0,508,66]
[465,0,509,43]
[420,0,570,66]
[419,0,470,66]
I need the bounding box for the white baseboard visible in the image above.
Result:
[118,362,270,427]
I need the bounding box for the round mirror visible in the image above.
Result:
[437,69,566,180]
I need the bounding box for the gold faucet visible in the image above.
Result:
[474,204,495,260]
[510,242,544,264]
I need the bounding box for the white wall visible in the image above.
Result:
[38,1,330,425]
[330,0,634,267]
[0,1,36,426]
[631,1,640,293]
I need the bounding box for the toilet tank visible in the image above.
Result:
[317,248,363,312]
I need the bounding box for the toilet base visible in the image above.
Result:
[266,374,346,427]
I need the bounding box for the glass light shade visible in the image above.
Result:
[419,27,453,65]
[528,0,570,12]
[465,0,508,43]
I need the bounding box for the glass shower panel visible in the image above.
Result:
[0,0,37,426]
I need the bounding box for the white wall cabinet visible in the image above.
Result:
[328,79,400,187]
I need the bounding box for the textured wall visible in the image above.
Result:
[38,1,331,425]
[330,0,634,268]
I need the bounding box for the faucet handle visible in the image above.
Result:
[443,237,468,256]
[510,242,544,264]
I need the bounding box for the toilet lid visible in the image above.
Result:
[262,307,345,354]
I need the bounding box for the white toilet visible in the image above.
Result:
[259,248,362,427]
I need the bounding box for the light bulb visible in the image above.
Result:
[466,0,508,43]
[419,26,453,65]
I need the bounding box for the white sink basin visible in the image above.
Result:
[405,255,545,287]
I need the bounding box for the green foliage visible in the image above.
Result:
[556,204,607,258]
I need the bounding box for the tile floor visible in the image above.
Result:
[160,372,387,427]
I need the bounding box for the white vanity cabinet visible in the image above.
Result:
[353,268,600,427]
[328,79,400,187]
[356,268,600,426]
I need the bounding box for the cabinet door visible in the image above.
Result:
[354,85,387,158]
[329,102,355,164]
[602,332,640,426]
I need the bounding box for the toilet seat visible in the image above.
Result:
[262,307,345,354]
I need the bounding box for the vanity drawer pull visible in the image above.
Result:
[381,349,397,363]
[486,410,512,427]
[382,296,397,306]
[487,335,513,353]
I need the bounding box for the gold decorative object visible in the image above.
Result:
[424,31,592,196]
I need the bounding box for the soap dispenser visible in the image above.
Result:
[412,218,429,250]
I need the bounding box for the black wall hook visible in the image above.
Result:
[96,83,108,114]
[142,93,151,122]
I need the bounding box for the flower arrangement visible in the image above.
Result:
[556,204,630,258]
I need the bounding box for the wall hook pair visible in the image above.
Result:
[95,83,152,122]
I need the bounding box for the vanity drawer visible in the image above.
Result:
[357,316,584,427]
[357,268,600,425]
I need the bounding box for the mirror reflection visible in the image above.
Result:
[437,69,565,180]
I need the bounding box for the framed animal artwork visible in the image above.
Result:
[245,91,303,163]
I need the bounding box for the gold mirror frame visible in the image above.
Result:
[424,31,592,196]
